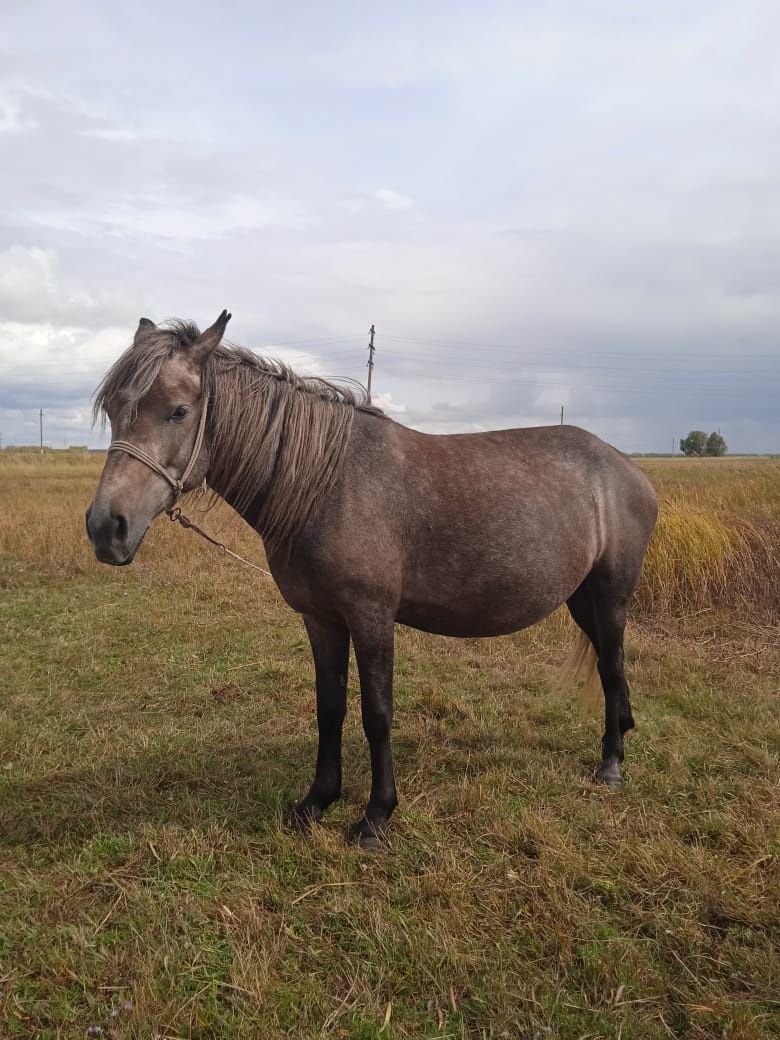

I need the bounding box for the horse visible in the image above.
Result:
[86,311,658,849]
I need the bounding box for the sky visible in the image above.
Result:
[1,0,778,453]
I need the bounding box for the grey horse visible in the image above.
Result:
[87,312,658,848]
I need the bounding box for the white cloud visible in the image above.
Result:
[371,391,406,415]
[0,321,132,447]
[0,91,36,133]
[0,246,100,323]
[374,188,414,211]
[413,420,489,435]
[29,195,309,241]
[0,320,129,394]
[258,347,325,374]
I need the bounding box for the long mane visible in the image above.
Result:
[94,319,384,552]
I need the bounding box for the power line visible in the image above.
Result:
[371,350,773,383]
[245,333,367,348]
[381,332,779,361]
[376,364,773,395]
[2,334,775,378]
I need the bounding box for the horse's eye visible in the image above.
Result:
[170,405,189,422]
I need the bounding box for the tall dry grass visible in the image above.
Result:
[0,452,265,593]
[1,452,778,618]
[636,459,779,617]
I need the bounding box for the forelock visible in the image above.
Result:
[92,319,202,426]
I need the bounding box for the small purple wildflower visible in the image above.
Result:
[121,1000,134,1013]
[86,1028,103,1037]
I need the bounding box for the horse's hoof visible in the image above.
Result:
[286,802,323,832]
[357,832,385,852]
[595,761,624,789]
[348,820,388,852]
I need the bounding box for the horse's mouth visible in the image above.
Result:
[92,527,148,567]
[99,552,134,567]
[94,545,135,566]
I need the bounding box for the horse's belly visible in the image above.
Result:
[396,603,546,638]
[396,496,598,636]
[396,571,582,638]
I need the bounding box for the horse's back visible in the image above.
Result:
[386,420,656,560]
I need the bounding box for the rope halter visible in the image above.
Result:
[107,395,210,508]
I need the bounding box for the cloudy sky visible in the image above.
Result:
[1,0,778,452]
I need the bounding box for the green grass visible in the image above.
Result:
[0,455,778,1038]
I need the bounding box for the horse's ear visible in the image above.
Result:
[133,317,156,344]
[191,309,231,363]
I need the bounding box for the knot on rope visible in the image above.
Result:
[167,507,194,530]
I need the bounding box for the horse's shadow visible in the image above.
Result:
[0,734,432,847]
[0,713,587,848]
[0,733,316,847]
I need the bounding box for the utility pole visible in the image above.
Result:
[39,408,44,454]
[560,405,564,426]
[366,324,376,403]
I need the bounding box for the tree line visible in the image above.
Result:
[679,431,727,457]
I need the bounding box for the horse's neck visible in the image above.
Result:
[213,472,267,529]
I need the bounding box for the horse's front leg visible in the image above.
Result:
[349,610,397,850]
[290,615,350,828]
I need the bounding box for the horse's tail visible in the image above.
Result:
[551,629,602,708]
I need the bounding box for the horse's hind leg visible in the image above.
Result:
[290,615,350,828]
[574,573,637,788]
[594,595,630,787]
[566,580,600,654]
[567,579,635,742]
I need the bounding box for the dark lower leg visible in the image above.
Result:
[594,599,630,788]
[596,650,626,787]
[358,698,398,837]
[291,616,350,827]
[620,680,635,735]
[350,614,397,849]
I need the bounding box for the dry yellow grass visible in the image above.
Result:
[0,451,264,586]
[2,452,777,618]
[639,495,777,615]
[636,458,779,617]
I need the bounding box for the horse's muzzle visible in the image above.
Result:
[85,502,136,566]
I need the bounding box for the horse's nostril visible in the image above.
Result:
[113,513,129,541]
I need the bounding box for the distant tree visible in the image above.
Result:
[680,430,708,456]
[705,431,727,457]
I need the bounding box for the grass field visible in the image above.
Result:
[1,452,778,1039]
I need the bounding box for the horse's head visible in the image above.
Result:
[86,310,230,565]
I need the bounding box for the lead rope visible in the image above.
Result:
[108,398,272,578]
[167,502,272,577]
